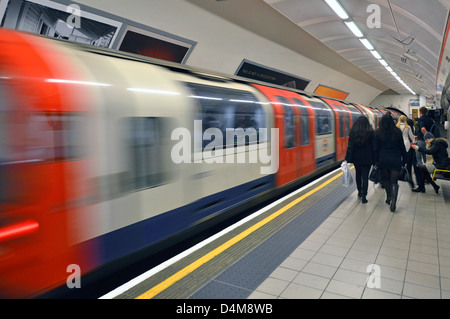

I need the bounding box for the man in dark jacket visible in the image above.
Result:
[416,107,435,166]
[411,132,450,193]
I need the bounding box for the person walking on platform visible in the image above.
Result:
[406,118,420,189]
[411,132,450,194]
[374,113,407,212]
[397,115,415,189]
[345,116,375,204]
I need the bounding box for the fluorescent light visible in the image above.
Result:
[324,0,349,19]
[46,79,111,86]
[385,66,393,72]
[345,21,363,37]
[378,59,388,67]
[189,95,222,101]
[127,88,180,95]
[370,50,382,59]
[359,38,374,50]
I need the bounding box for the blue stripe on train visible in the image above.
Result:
[93,175,275,266]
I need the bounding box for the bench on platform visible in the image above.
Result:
[432,169,450,182]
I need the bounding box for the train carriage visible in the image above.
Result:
[0,29,404,298]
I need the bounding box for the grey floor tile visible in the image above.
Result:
[255,277,289,296]
[407,260,440,276]
[333,268,370,287]
[320,291,353,299]
[362,288,401,299]
[280,282,323,299]
[269,267,299,282]
[302,262,337,278]
[405,270,440,289]
[279,257,308,271]
[247,291,277,299]
[292,272,330,290]
[310,252,344,268]
[325,279,365,299]
[402,282,441,299]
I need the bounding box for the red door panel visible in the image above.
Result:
[289,94,316,176]
[252,84,317,186]
[252,84,297,186]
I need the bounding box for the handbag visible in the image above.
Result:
[398,166,412,183]
[341,161,353,188]
[369,165,381,184]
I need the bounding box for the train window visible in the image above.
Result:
[185,83,267,149]
[309,100,332,136]
[292,98,310,146]
[331,104,345,138]
[275,96,296,149]
[26,112,85,163]
[344,103,362,127]
[345,108,350,137]
[126,117,165,190]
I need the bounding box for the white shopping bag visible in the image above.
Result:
[341,160,353,188]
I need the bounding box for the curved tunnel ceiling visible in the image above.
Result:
[189,0,450,98]
[265,0,450,97]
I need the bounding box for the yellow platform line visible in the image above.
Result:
[136,170,345,299]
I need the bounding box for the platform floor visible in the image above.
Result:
[105,168,450,299]
[247,179,450,299]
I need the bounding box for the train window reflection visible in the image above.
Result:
[275,96,296,149]
[25,112,85,163]
[186,83,267,149]
[125,117,166,191]
[345,104,362,126]
[308,100,332,136]
[292,98,310,146]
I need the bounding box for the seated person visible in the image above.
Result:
[411,132,450,193]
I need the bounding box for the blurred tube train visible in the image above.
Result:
[0,29,402,298]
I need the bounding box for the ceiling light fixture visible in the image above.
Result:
[359,38,374,50]
[378,59,388,67]
[324,0,349,19]
[370,50,382,59]
[323,0,416,95]
[344,21,363,37]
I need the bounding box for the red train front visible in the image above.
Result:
[0,29,96,298]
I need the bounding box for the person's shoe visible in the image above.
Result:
[361,196,368,204]
[412,187,425,193]
[357,191,362,198]
[433,185,440,194]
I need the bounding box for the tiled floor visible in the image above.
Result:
[249,179,450,299]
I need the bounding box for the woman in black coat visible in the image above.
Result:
[374,113,407,212]
[345,116,375,204]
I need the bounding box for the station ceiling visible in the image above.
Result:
[188,0,450,98]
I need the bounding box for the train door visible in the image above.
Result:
[353,103,375,129]
[342,103,363,127]
[251,84,299,187]
[304,96,336,168]
[290,95,316,176]
[321,98,348,161]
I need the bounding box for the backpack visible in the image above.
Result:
[430,123,441,138]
